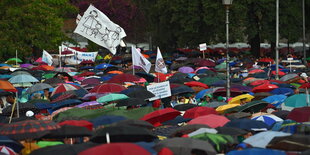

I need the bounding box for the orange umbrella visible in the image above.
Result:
[39,65,55,71]
[142,54,150,58]
[0,66,10,70]
[0,80,17,92]
[107,70,123,74]
[248,69,265,74]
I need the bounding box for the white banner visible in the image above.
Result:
[132,46,151,73]
[147,81,171,101]
[155,47,167,74]
[42,50,53,66]
[74,5,126,55]
[61,45,98,65]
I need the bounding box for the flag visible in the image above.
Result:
[155,47,167,73]
[132,46,151,73]
[74,5,126,55]
[42,50,53,66]
[76,14,82,24]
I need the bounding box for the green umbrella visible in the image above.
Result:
[36,141,64,148]
[224,100,269,114]
[6,58,22,64]
[199,77,221,85]
[43,73,56,79]
[190,133,236,152]
[97,93,129,103]
[215,62,226,70]
[306,57,310,61]
[284,94,310,108]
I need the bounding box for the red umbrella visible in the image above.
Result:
[248,69,265,74]
[77,71,95,77]
[183,107,218,119]
[195,60,216,67]
[89,83,126,93]
[80,60,94,64]
[187,114,230,128]
[250,80,270,86]
[78,143,151,155]
[257,58,274,63]
[51,93,76,103]
[252,83,278,93]
[271,71,286,76]
[106,73,141,84]
[153,72,167,82]
[140,108,181,127]
[58,120,93,131]
[286,107,310,122]
[51,83,82,97]
[184,81,209,89]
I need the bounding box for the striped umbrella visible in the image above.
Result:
[51,83,82,97]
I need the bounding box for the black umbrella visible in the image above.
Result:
[267,134,310,151]
[43,77,65,87]
[216,127,248,136]
[170,124,210,137]
[1,103,40,117]
[116,98,147,107]
[171,85,194,95]
[173,104,198,111]
[126,89,155,100]
[0,136,24,153]
[43,125,93,139]
[135,72,155,83]
[90,125,157,143]
[30,142,99,155]
[113,119,154,129]
[154,137,217,155]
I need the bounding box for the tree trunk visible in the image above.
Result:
[249,33,261,58]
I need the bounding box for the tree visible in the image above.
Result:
[0,0,77,61]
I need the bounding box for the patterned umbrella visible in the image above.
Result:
[26,83,52,94]
[0,145,17,155]
[89,83,127,94]
[51,83,82,97]
[0,120,59,140]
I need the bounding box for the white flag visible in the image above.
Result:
[155,47,167,73]
[132,46,151,73]
[42,50,53,66]
[74,5,126,55]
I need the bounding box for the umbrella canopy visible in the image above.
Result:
[279,73,299,81]
[0,120,59,140]
[1,103,40,117]
[262,95,287,108]
[286,107,310,122]
[26,83,52,94]
[6,58,22,64]
[140,108,181,126]
[79,143,151,155]
[51,83,82,97]
[270,88,294,96]
[228,94,254,104]
[43,78,65,87]
[116,98,147,107]
[8,74,39,84]
[106,73,140,84]
[188,114,230,128]
[266,134,310,151]
[178,66,194,73]
[171,85,194,95]
[43,125,93,139]
[0,80,16,92]
[243,131,291,148]
[284,94,310,108]
[89,83,127,94]
[227,148,286,155]
[224,118,269,131]
[225,100,270,114]
[10,70,31,76]
[173,104,198,111]
[113,119,154,129]
[125,89,155,100]
[183,107,218,119]
[89,115,127,128]
[154,137,216,155]
[170,124,210,137]
[58,120,93,131]
[184,81,209,89]
[96,93,129,103]
[251,115,283,126]
[90,125,157,143]
[0,136,23,153]
[252,83,278,93]
[215,127,248,136]
[0,145,17,155]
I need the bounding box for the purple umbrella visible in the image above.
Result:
[20,63,33,68]
[231,84,252,93]
[82,93,107,100]
[81,78,101,85]
[178,66,194,73]
[75,101,101,108]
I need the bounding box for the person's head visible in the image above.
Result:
[240,98,247,105]
[32,93,41,100]
[6,95,15,104]
[205,94,212,101]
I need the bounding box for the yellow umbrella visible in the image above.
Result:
[216,104,240,114]
[228,94,254,104]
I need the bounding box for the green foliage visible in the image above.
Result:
[0,0,77,61]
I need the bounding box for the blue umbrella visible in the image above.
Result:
[52,99,82,110]
[270,88,294,96]
[162,116,191,125]
[262,95,287,108]
[209,80,226,87]
[79,66,94,70]
[0,136,24,153]
[0,63,11,67]
[195,87,223,100]
[227,148,286,155]
[95,63,114,69]
[224,118,270,130]
[9,74,39,83]
[0,74,12,79]
[243,131,291,148]
[251,115,283,127]
[284,94,310,108]
[89,115,127,128]
[275,83,296,89]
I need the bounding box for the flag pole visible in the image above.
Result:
[132,46,135,75]
[15,50,18,66]
[59,45,62,68]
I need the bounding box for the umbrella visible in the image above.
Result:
[43,125,93,139]
[262,95,287,108]
[199,77,221,85]
[170,124,210,137]
[8,74,39,84]
[96,93,128,103]
[95,63,114,70]
[106,73,140,84]
[266,134,310,151]
[187,114,230,128]
[75,101,101,108]
[51,99,82,110]
[89,83,127,94]
[154,137,217,155]
[286,107,310,122]
[0,136,23,153]
[279,73,299,81]
[227,148,286,155]
[252,83,278,93]
[30,142,99,155]
[183,107,218,119]
[79,143,151,155]
[270,88,294,96]
[226,100,270,114]
[135,72,155,83]
[6,58,22,64]
[89,115,127,128]
[0,145,17,155]
[215,127,248,136]
[1,103,40,117]
[0,120,59,140]
[90,125,157,143]
[184,81,209,89]
[140,108,181,126]
[284,94,310,108]
[26,83,52,94]
[254,92,273,100]
[125,89,155,100]
[173,104,198,111]
[81,78,100,85]
[224,118,270,131]
[113,119,154,129]
[51,84,82,97]
[116,98,147,107]
[213,88,243,97]
[43,78,65,87]
[10,70,31,76]
[226,112,251,119]
[171,85,194,95]
[251,115,283,126]
[58,120,93,131]
[228,94,254,104]
[178,66,194,73]
[243,131,291,148]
